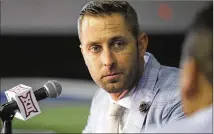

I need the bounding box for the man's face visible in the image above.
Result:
[79,13,140,93]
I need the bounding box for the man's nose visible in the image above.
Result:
[101,49,116,68]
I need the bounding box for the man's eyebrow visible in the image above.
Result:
[108,36,126,44]
[85,41,100,47]
[84,36,127,47]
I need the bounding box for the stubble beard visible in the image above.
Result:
[102,64,140,94]
[101,78,125,93]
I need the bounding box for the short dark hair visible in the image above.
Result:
[78,0,140,39]
[181,4,213,85]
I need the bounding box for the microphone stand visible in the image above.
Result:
[0,102,16,134]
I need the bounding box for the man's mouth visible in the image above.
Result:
[102,73,123,79]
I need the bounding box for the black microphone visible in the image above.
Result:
[0,80,62,114]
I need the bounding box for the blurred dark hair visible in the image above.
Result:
[77,0,140,40]
[181,4,213,85]
[191,4,213,31]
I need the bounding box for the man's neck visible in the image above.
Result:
[110,90,130,101]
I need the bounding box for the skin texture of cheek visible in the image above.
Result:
[122,50,139,89]
[83,53,101,83]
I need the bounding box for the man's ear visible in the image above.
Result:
[80,44,85,57]
[79,44,83,52]
[181,58,198,98]
[137,32,148,57]
[79,44,88,67]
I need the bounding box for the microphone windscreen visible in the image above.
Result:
[44,80,62,98]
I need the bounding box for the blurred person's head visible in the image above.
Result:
[77,0,148,100]
[180,4,213,116]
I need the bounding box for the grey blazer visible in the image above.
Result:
[83,52,185,133]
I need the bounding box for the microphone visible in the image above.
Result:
[0,80,62,120]
[32,80,62,101]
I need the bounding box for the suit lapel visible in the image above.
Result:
[122,53,161,133]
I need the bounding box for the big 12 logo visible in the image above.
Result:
[5,84,41,120]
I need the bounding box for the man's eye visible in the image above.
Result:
[112,41,125,50]
[89,46,101,53]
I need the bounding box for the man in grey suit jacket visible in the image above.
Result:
[77,0,185,133]
[145,4,213,133]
